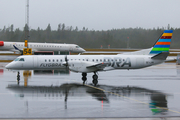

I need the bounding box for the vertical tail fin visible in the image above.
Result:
[149,30,173,54]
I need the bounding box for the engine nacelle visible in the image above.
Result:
[68,61,98,73]
[0,41,4,46]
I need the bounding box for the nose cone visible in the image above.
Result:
[5,62,14,69]
[80,48,86,53]
[5,63,11,69]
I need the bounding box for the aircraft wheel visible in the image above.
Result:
[93,79,98,86]
[92,74,98,80]
[82,76,87,81]
[17,72,20,81]
[17,72,20,85]
[82,72,87,77]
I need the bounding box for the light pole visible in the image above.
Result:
[127,37,129,48]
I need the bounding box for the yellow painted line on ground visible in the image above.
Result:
[81,83,180,114]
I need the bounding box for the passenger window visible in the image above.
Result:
[56,59,58,62]
[96,59,98,62]
[60,59,62,62]
[92,59,94,61]
[49,59,51,62]
[45,59,47,62]
[53,59,54,62]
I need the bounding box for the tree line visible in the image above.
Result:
[0,24,180,49]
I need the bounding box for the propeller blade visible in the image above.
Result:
[65,55,68,67]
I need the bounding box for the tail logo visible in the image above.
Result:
[149,30,173,54]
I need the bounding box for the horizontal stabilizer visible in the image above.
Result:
[151,52,169,60]
[165,57,176,62]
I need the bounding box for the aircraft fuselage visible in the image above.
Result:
[0,41,85,53]
[6,55,163,73]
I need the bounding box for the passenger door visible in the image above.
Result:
[33,56,38,68]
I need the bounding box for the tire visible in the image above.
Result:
[82,73,87,77]
[82,76,87,81]
[92,75,98,80]
[93,79,98,86]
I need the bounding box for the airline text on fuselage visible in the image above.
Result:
[39,57,131,68]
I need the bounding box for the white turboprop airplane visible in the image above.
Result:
[5,30,173,85]
[0,41,85,54]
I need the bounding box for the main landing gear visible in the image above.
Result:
[82,73,87,84]
[17,71,20,85]
[81,72,98,86]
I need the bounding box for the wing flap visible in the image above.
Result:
[86,62,108,70]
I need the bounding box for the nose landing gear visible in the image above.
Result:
[17,71,20,85]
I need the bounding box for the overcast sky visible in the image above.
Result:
[0,0,180,30]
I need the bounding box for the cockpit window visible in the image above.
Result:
[76,46,80,48]
[19,58,25,61]
[14,58,20,61]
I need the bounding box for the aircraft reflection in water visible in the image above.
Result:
[18,69,70,85]
[7,83,169,114]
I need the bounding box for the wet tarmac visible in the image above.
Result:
[0,62,180,119]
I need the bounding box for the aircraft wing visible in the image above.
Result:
[13,45,23,54]
[86,62,109,70]
[13,45,23,51]
[13,45,36,54]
